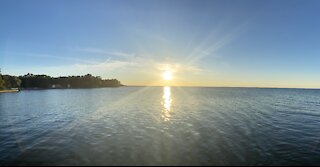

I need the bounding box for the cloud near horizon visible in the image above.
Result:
[6,50,208,85]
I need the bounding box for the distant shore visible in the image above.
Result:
[20,86,124,90]
[0,89,20,93]
[0,86,126,93]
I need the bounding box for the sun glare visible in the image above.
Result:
[163,71,173,81]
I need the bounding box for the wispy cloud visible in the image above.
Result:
[39,53,205,78]
[40,59,137,77]
[74,47,135,59]
[107,51,135,58]
[7,48,212,85]
[70,48,205,74]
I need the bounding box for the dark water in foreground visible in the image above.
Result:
[0,87,320,165]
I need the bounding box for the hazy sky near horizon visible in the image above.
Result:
[1,0,320,87]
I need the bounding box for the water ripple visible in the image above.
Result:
[0,87,320,165]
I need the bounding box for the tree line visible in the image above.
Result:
[0,74,21,90]
[0,71,123,90]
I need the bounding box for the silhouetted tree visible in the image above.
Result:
[2,75,21,88]
[0,69,5,90]
[19,73,123,89]
[0,71,123,90]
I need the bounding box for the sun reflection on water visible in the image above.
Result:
[162,86,172,121]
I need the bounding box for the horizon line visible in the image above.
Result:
[125,85,320,90]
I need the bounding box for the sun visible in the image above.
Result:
[163,70,173,81]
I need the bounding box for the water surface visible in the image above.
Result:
[0,87,320,165]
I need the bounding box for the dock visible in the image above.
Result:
[0,89,20,93]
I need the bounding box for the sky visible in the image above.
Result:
[1,0,320,88]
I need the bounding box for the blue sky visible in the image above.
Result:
[1,0,320,87]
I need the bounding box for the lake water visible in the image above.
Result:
[0,87,320,165]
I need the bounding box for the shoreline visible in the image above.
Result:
[0,90,20,93]
[20,86,124,90]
